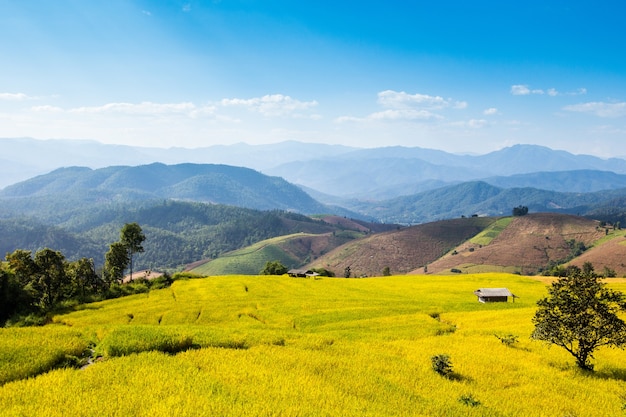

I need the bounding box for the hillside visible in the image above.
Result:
[412,213,605,275]
[305,217,496,277]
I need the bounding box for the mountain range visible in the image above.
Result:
[3,138,626,274]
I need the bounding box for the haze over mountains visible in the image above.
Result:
[3,138,626,198]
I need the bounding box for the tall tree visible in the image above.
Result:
[531,267,626,370]
[104,242,129,285]
[120,223,145,281]
[33,248,67,311]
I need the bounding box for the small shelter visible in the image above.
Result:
[473,288,516,303]
[288,269,319,278]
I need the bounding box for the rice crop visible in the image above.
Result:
[1,273,625,416]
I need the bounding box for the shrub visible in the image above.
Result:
[458,394,481,407]
[495,334,519,346]
[431,354,453,377]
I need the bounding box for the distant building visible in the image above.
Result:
[473,288,516,303]
[287,269,319,278]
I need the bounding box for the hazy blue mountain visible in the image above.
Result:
[0,163,340,215]
[0,138,356,189]
[345,181,621,224]
[482,170,626,193]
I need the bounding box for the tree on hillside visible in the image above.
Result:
[531,265,626,370]
[260,260,288,275]
[105,242,129,284]
[33,248,68,310]
[120,222,146,281]
[512,205,529,216]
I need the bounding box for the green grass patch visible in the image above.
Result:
[470,217,513,246]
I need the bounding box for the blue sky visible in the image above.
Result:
[1,0,625,157]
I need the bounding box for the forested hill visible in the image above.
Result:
[0,162,338,216]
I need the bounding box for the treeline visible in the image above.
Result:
[0,223,170,326]
[0,201,344,271]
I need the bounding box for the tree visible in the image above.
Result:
[33,248,68,311]
[260,260,288,275]
[531,267,626,370]
[344,266,351,278]
[512,205,529,216]
[120,223,146,281]
[105,242,129,284]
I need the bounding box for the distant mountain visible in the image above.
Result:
[345,181,623,224]
[266,144,626,199]
[0,138,356,189]
[0,163,339,216]
[482,170,626,193]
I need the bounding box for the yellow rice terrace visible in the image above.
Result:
[1,273,626,416]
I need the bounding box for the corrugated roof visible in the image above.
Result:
[473,288,514,297]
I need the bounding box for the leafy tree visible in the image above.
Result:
[260,260,288,275]
[0,268,30,323]
[66,258,101,299]
[6,249,37,287]
[531,267,626,370]
[120,222,146,281]
[344,266,351,278]
[105,242,129,284]
[512,205,529,216]
[382,266,391,276]
[33,248,67,310]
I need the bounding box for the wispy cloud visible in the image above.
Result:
[563,101,626,118]
[220,94,318,117]
[182,3,192,12]
[0,92,37,101]
[68,101,197,115]
[337,90,467,123]
[483,107,498,115]
[377,90,467,110]
[141,10,152,16]
[511,85,587,97]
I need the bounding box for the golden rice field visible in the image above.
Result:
[1,273,626,416]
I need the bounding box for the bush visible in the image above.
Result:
[431,354,453,377]
[458,394,481,407]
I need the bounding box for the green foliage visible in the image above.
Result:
[458,394,481,407]
[120,222,146,280]
[259,260,288,276]
[532,269,626,370]
[495,333,519,346]
[431,354,453,377]
[512,205,529,216]
[382,266,391,276]
[310,267,335,277]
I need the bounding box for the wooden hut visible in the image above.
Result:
[473,288,516,303]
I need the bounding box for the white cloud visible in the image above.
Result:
[69,101,197,115]
[511,85,587,97]
[141,10,152,16]
[220,94,318,117]
[377,90,466,110]
[182,4,192,12]
[468,119,488,128]
[31,105,63,112]
[563,101,626,118]
[483,107,498,115]
[510,85,544,95]
[368,109,442,121]
[0,92,36,101]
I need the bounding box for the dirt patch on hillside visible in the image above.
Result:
[307,217,496,277]
[567,232,626,277]
[416,213,604,275]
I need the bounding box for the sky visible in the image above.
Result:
[1,0,626,157]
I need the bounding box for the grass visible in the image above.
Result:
[469,216,514,246]
[1,273,626,416]
[190,233,314,275]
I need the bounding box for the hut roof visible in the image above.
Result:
[473,288,514,297]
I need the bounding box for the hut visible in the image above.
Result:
[473,288,516,303]
[287,269,319,278]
